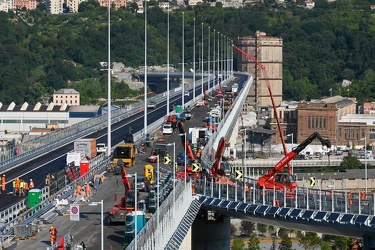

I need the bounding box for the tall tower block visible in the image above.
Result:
[237,31,283,110]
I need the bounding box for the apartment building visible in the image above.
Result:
[0,0,9,11]
[98,0,126,10]
[46,0,63,14]
[14,0,36,10]
[53,89,80,106]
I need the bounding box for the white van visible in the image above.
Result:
[231,83,239,93]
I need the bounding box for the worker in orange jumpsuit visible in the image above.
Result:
[361,191,366,200]
[85,182,91,201]
[24,182,29,194]
[75,183,82,197]
[348,191,353,205]
[1,174,5,192]
[15,178,20,196]
[29,179,34,190]
[49,226,58,246]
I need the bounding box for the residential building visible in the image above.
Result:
[0,0,9,11]
[237,31,283,110]
[46,0,63,14]
[98,0,126,10]
[66,0,85,12]
[14,0,36,10]
[53,89,80,106]
[158,1,169,9]
[362,102,375,114]
[187,0,202,6]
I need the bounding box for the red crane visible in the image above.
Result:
[257,132,331,190]
[233,44,291,173]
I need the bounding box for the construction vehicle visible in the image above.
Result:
[257,132,331,190]
[144,164,155,185]
[233,44,291,169]
[112,133,136,167]
[108,164,146,224]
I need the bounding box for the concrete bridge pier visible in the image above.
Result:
[191,210,231,250]
[363,235,375,249]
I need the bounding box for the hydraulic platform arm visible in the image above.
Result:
[258,132,331,188]
[178,121,195,161]
[121,165,132,191]
[210,137,228,176]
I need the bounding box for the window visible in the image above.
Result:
[312,117,315,128]
[308,116,311,129]
[75,100,77,103]
[70,100,72,104]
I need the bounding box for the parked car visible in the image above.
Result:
[131,175,151,192]
[162,124,173,135]
[184,91,190,96]
[147,101,156,109]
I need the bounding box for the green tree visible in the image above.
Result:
[267,225,275,237]
[232,238,245,250]
[297,231,321,250]
[279,234,292,250]
[247,232,261,250]
[333,236,351,249]
[257,223,267,237]
[340,156,361,169]
[240,221,255,236]
[320,241,331,250]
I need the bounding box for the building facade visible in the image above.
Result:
[14,0,36,10]
[46,0,63,14]
[98,0,126,10]
[237,31,283,110]
[53,89,80,106]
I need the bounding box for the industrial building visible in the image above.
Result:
[0,102,101,133]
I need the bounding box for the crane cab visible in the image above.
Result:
[275,173,296,188]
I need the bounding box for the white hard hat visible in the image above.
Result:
[30,179,32,181]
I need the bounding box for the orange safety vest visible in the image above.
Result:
[25,183,29,191]
[1,176,5,191]
[76,185,82,196]
[361,191,366,200]
[348,192,353,205]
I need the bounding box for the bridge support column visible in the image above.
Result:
[191,210,230,250]
[363,235,375,249]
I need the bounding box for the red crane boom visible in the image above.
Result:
[233,44,291,173]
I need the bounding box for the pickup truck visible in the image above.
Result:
[147,101,156,109]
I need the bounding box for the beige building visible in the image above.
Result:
[66,0,85,12]
[98,0,126,10]
[14,0,36,10]
[53,89,80,106]
[237,31,283,110]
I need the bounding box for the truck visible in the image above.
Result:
[73,138,97,159]
[66,151,86,167]
[112,134,136,167]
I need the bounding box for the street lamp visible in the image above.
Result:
[361,137,368,193]
[287,133,294,175]
[88,200,104,250]
[106,0,111,156]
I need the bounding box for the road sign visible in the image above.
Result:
[70,205,80,221]
[235,170,243,180]
[164,156,172,164]
[192,163,202,172]
[310,176,316,188]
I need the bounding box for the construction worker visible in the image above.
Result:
[1,174,5,192]
[45,174,50,186]
[19,179,25,196]
[85,182,91,201]
[75,183,82,197]
[15,178,20,196]
[49,226,58,246]
[29,179,34,190]
[12,179,16,195]
[361,191,367,200]
[24,181,29,194]
[348,191,353,205]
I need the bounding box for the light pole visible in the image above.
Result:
[361,137,368,193]
[193,18,196,101]
[156,155,159,228]
[89,200,104,250]
[182,12,185,110]
[144,0,148,137]
[287,133,294,175]
[166,4,170,115]
[201,23,204,96]
[106,0,111,156]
